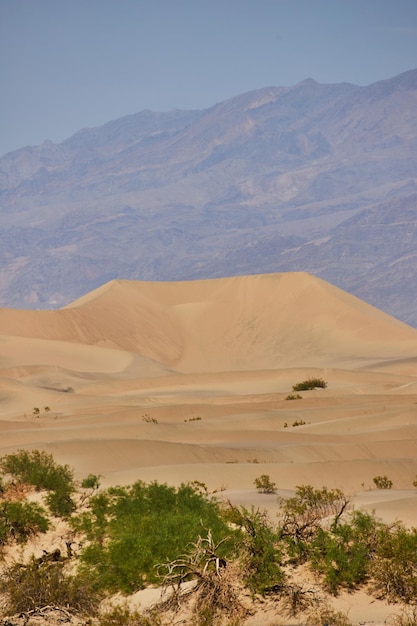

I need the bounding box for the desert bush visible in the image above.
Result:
[72,480,234,594]
[285,394,302,400]
[157,530,247,626]
[142,413,158,423]
[292,378,327,391]
[278,485,350,562]
[0,555,100,615]
[0,500,49,545]
[254,474,277,494]
[373,475,393,489]
[292,419,307,426]
[279,582,319,618]
[309,510,384,594]
[371,524,417,603]
[307,604,352,626]
[81,473,102,490]
[0,449,75,517]
[225,503,284,595]
[97,605,163,626]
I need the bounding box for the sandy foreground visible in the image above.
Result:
[1,272,417,623]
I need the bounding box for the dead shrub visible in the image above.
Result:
[0,555,100,616]
[307,604,352,626]
[157,530,247,625]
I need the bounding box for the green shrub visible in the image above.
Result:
[285,394,302,400]
[309,510,383,594]
[279,485,350,563]
[373,475,393,489]
[81,473,102,490]
[72,481,234,594]
[371,524,417,603]
[0,500,49,545]
[225,504,284,595]
[0,449,75,517]
[0,555,100,615]
[292,378,327,391]
[254,474,277,494]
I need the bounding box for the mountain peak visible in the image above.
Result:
[0,70,416,327]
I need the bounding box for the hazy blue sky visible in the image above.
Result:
[1,0,417,156]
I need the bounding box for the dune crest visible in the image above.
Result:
[1,272,417,374]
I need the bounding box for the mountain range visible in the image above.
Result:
[1,68,416,326]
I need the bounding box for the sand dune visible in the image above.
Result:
[1,273,417,372]
[0,271,417,532]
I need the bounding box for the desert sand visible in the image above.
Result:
[1,272,417,623]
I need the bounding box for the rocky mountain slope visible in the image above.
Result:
[1,69,416,325]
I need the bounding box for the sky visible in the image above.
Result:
[1,0,417,156]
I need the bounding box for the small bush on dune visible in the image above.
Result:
[81,473,102,490]
[292,378,327,391]
[285,393,303,400]
[373,475,393,489]
[254,474,277,494]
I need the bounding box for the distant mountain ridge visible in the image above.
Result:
[1,69,416,326]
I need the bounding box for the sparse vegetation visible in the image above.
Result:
[373,475,393,489]
[307,605,352,626]
[286,393,303,400]
[81,473,102,490]
[292,377,327,391]
[142,413,158,423]
[254,474,277,494]
[292,419,307,426]
[1,450,417,625]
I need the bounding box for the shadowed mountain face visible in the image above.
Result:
[1,70,416,325]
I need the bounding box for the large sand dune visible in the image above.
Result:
[1,272,417,531]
